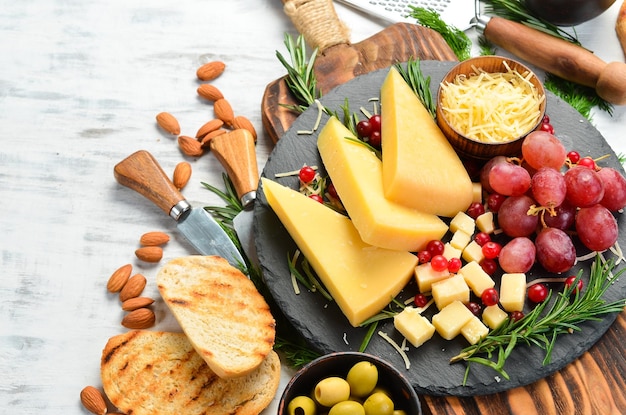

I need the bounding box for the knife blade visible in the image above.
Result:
[113,149,245,267]
[209,129,259,264]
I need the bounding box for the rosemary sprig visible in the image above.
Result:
[408,6,472,61]
[394,58,436,118]
[543,73,614,120]
[451,256,626,383]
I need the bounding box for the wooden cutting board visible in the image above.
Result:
[261,0,457,144]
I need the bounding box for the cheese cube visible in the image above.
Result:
[450,230,472,251]
[462,240,485,263]
[394,307,436,348]
[432,300,474,340]
[476,211,495,234]
[458,260,495,297]
[450,211,475,235]
[443,242,462,260]
[431,274,470,310]
[461,316,489,345]
[472,182,483,203]
[414,262,450,293]
[500,273,527,312]
[482,305,508,329]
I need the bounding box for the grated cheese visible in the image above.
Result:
[440,64,544,143]
[378,331,411,369]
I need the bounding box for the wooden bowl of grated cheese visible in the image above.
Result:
[436,55,546,161]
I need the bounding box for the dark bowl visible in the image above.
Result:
[436,55,546,161]
[525,0,616,26]
[277,352,422,415]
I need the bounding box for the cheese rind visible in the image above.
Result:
[261,178,418,327]
[317,116,448,252]
[380,67,474,217]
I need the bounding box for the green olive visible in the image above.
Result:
[315,377,351,407]
[363,392,394,415]
[392,411,408,415]
[288,395,318,415]
[346,361,378,398]
[328,400,365,415]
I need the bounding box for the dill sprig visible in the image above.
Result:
[275,33,321,113]
[451,256,626,383]
[408,6,472,61]
[394,58,436,118]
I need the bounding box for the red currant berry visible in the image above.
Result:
[567,151,581,164]
[466,302,482,317]
[327,182,338,199]
[486,193,506,213]
[564,275,583,294]
[430,254,448,272]
[447,257,462,273]
[308,194,324,204]
[368,131,382,148]
[298,166,316,183]
[466,202,485,219]
[480,258,498,275]
[510,311,525,322]
[542,114,551,124]
[474,232,491,246]
[414,293,429,307]
[481,287,499,307]
[540,122,554,134]
[482,241,502,259]
[426,240,445,256]
[527,283,548,303]
[577,156,596,170]
[356,120,372,138]
[369,114,382,133]
[417,250,431,264]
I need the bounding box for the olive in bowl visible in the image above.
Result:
[436,55,546,161]
[277,351,421,415]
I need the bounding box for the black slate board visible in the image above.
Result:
[253,61,626,397]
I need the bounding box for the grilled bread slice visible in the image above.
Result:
[157,255,276,378]
[101,330,281,415]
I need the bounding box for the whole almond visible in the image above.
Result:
[196,61,225,81]
[200,129,228,148]
[214,98,235,127]
[178,135,204,157]
[121,307,155,329]
[197,83,224,101]
[80,386,107,415]
[232,116,258,142]
[156,112,181,135]
[196,118,224,139]
[119,273,147,302]
[106,263,132,293]
[139,231,170,246]
[135,246,163,263]
[121,296,155,311]
[172,161,192,190]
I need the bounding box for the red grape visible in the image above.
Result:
[488,161,531,196]
[534,227,576,273]
[480,156,508,193]
[597,167,626,211]
[564,166,604,208]
[531,167,566,209]
[498,237,536,273]
[521,130,567,170]
[498,195,539,237]
[542,201,576,231]
[576,204,618,252]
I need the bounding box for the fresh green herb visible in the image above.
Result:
[408,7,472,61]
[394,58,436,118]
[478,35,496,56]
[287,251,333,301]
[451,256,626,383]
[274,337,321,369]
[275,33,321,113]
[543,73,614,120]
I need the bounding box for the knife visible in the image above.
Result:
[208,129,260,265]
[114,149,246,267]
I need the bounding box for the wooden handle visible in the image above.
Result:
[484,17,626,105]
[114,150,184,215]
[209,129,259,207]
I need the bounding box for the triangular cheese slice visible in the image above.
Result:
[261,177,417,327]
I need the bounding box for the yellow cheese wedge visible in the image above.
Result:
[380,67,474,217]
[261,178,418,327]
[317,117,448,252]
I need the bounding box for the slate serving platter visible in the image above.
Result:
[253,61,626,397]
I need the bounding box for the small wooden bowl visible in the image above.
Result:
[436,56,546,161]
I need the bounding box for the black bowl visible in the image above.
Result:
[277,352,422,414]
[525,0,616,26]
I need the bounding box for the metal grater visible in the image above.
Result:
[335,0,476,31]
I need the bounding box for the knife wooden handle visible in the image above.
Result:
[209,129,259,207]
[484,16,626,105]
[282,0,350,52]
[114,150,185,216]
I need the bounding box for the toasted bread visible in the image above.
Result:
[101,330,281,415]
[156,255,276,378]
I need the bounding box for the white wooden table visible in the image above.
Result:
[0,1,624,413]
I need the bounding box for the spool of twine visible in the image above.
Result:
[283,0,351,51]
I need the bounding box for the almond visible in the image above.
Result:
[156,112,181,135]
[106,263,132,293]
[121,307,155,329]
[197,83,224,101]
[172,161,192,190]
[214,98,235,127]
[232,116,258,142]
[196,61,225,81]
[139,231,170,246]
[121,296,155,311]
[119,273,147,302]
[80,386,107,415]
[178,135,204,157]
[135,246,163,263]
[200,129,228,148]
[196,118,224,139]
